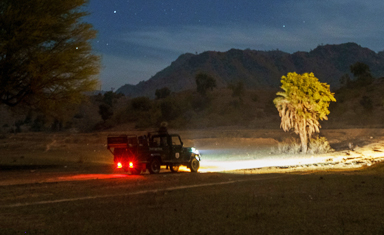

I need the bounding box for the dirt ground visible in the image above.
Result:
[1,164,384,234]
[1,128,384,234]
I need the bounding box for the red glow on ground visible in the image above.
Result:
[57,174,130,181]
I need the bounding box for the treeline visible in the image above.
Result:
[0,72,276,132]
[2,62,384,133]
[96,73,274,130]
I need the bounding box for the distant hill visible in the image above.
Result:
[116,43,384,98]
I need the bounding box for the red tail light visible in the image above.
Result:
[117,162,122,168]
[129,162,134,168]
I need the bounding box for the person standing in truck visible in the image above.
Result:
[158,121,169,169]
[158,122,168,135]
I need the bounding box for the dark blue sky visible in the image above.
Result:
[84,0,384,90]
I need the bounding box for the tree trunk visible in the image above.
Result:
[299,119,308,153]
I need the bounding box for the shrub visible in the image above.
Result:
[228,81,245,99]
[14,120,24,133]
[160,99,181,121]
[30,115,47,132]
[274,137,301,154]
[190,95,210,111]
[360,96,373,111]
[273,136,333,154]
[308,137,333,154]
[131,97,152,111]
[24,111,33,124]
[74,113,84,119]
[50,119,63,132]
[251,94,259,102]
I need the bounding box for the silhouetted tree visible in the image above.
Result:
[155,87,171,100]
[350,62,370,77]
[195,73,216,96]
[350,62,374,87]
[228,81,245,101]
[98,104,113,122]
[103,91,123,107]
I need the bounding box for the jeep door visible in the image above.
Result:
[161,135,172,161]
[152,135,171,161]
[171,135,184,162]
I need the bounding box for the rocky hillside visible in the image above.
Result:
[117,43,384,98]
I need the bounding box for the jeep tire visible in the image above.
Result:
[148,158,161,174]
[190,158,199,172]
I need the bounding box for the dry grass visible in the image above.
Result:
[0,132,110,167]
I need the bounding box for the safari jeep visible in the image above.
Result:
[107,132,201,174]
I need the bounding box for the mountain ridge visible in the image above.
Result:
[117,42,384,98]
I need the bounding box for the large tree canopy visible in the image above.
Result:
[273,72,336,153]
[0,0,100,111]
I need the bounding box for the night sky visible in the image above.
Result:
[84,0,384,91]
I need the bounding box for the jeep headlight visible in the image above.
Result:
[191,147,200,155]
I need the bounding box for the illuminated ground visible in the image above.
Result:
[190,135,384,174]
